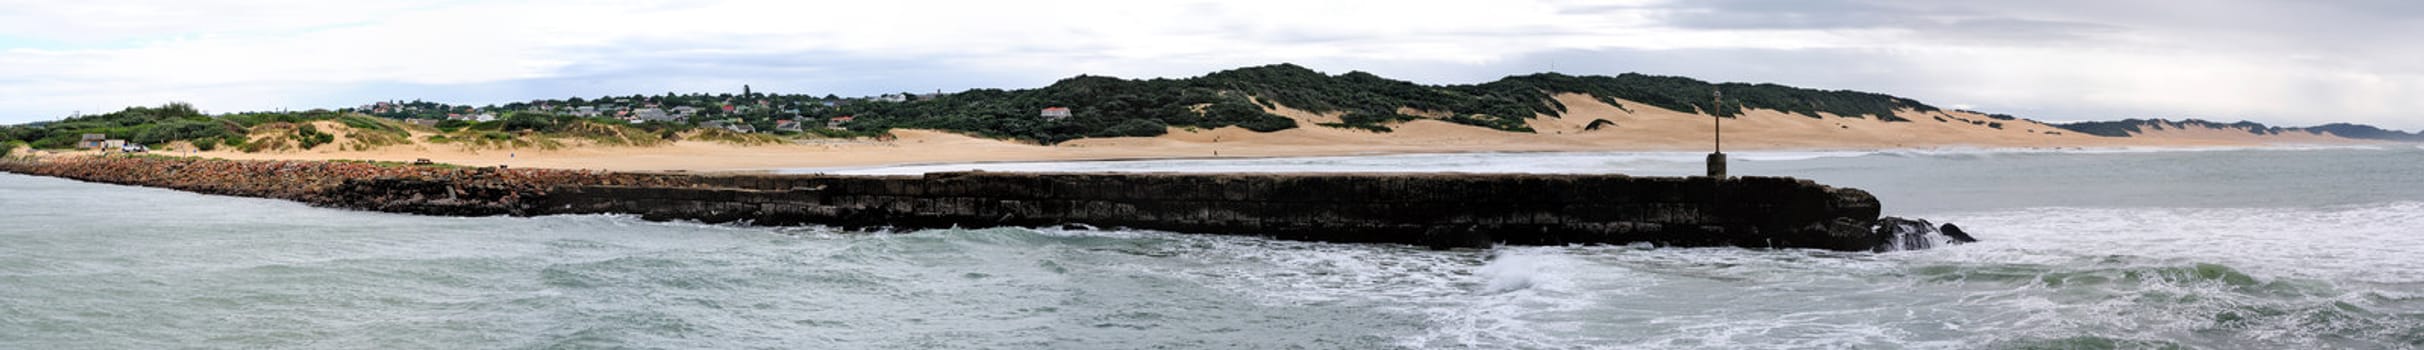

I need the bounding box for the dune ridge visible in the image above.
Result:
[48,93,2382,173]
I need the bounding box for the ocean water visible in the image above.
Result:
[5,147,2422,349]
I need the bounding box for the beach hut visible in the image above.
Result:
[79,134,108,149]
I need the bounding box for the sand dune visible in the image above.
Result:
[89,93,2384,172]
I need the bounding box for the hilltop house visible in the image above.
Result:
[828,115,855,130]
[1040,107,1072,119]
[633,108,679,122]
[878,93,908,103]
[774,119,802,132]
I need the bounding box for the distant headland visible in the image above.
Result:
[4,63,2416,172]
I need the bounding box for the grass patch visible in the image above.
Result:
[686,128,784,145]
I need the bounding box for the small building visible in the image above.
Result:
[774,119,802,132]
[878,93,908,103]
[447,113,498,122]
[78,134,108,149]
[828,116,856,130]
[633,108,678,122]
[1040,107,1072,119]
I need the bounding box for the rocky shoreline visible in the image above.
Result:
[0,156,688,215]
[1,155,1955,251]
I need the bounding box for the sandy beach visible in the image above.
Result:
[82,95,2381,173]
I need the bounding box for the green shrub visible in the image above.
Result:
[295,124,336,150]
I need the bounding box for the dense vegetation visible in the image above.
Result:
[0,103,762,152]
[0,103,248,149]
[833,76,1297,143]
[2051,118,2424,141]
[1477,72,1933,122]
[826,64,1940,142]
[2307,123,2424,141]
[2055,119,2249,137]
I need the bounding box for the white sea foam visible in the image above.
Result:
[1915,201,2424,284]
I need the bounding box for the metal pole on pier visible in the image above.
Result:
[1708,89,1727,178]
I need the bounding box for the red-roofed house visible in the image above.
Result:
[827,115,856,130]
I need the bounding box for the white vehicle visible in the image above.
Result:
[119,144,148,153]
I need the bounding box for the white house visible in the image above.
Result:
[633,108,682,122]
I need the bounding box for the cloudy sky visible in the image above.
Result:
[2,0,2418,129]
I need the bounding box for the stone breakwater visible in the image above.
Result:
[2,156,1914,251]
[0,156,688,216]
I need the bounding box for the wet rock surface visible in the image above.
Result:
[5,157,1912,251]
[1873,217,1978,251]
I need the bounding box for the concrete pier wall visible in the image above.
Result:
[4,157,1892,251]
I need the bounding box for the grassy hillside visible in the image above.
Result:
[11,64,2414,147]
[836,64,1942,143]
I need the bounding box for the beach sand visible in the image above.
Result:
[110,94,2381,172]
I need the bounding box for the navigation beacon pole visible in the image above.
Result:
[1707,89,1727,179]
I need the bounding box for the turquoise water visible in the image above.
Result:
[5,147,2423,349]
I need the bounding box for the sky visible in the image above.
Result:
[1,0,2419,130]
